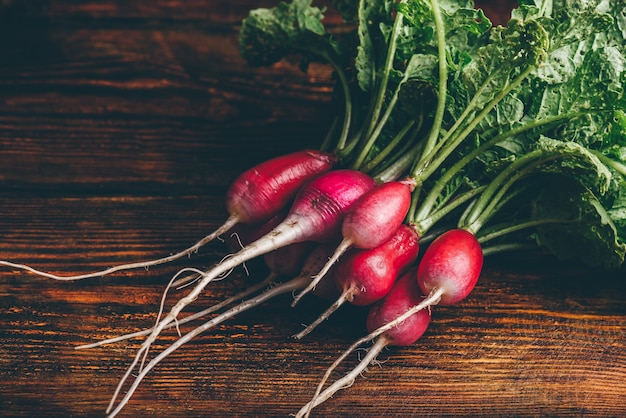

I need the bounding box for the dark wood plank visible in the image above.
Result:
[1,1,625,417]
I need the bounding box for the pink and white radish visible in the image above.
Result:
[104,169,376,417]
[297,268,431,417]
[293,224,419,339]
[292,179,415,306]
[101,244,338,416]
[0,149,335,281]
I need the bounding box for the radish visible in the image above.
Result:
[224,149,336,225]
[0,149,335,281]
[104,169,375,417]
[296,268,431,418]
[101,244,338,416]
[416,228,483,306]
[293,224,419,339]
[334,228,483,357]
[292,179,414,306]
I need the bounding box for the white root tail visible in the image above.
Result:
[75,272,278,350]
[0,215,240,281]
[296,337,389,418]
[293,289,350,340]
[108,217,303,408]
[291,238,352,307]
[105,275,310,418]
[297,287,444,417]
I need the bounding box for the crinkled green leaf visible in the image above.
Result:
[239,0,340,68]
[328,0,358,22]
[355,0,391,92]
[532,176,626,269]
[534,136,613,194]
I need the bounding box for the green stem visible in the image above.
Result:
[420,0,448,158]
[317,49,352,153]
[331,62,353,151]
[406,184,422,224]
[361,118,419,174]
[319,116,339,152]
[413,185,486,236]
[464,158,541,234]
[476,218,574,244]
[376,140,425,183]
[463,150,570,234]
[352,79,405,169]
[591,150,626,177]
[464,179,536,231]
[414,65,535,183]
[413,111,579,223]
[481,242,538,257]
[364,11,404,140]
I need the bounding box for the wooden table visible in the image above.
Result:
[1,1,624,417]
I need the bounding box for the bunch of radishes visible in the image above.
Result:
[3,146,491,416]
[2,0,626,416]
[87,148,488,417]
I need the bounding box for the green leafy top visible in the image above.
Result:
[239,0,626,269]
[239,0,331,68]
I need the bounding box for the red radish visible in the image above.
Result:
[99,244,338,415]
[0,149,335,281]
[292,179,415,306]
[365,269,431,346]
[293,224,419,339]
[417,228,483,306]
[296,269,431,418]
[104,169,375,416]
[225,149,336,224]
[335,225,419,305]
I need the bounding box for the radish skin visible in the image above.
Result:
[293,224,419,339]
[225,149,336,224]
[297,269,431,418]
[417,228,483,306]
[0,150,335,281]
[292,180,414,306]
[105,170,375,416]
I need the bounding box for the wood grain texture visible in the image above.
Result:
[1,1,625,417]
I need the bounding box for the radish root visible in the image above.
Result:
[291,238,352,307]
[297,337,389,418]
[105,275,310,417]
[297,287,443,417]
[75,272,278,350]
[293,289,351,339]
[0,215,239,281]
